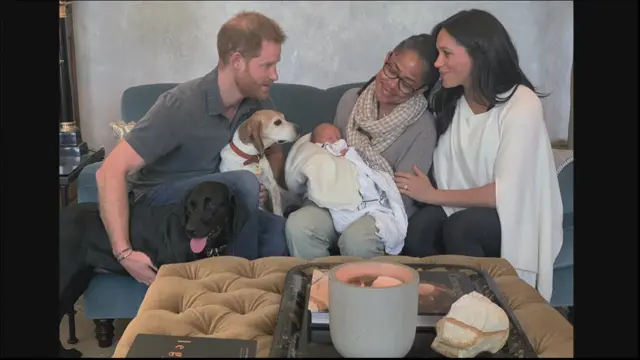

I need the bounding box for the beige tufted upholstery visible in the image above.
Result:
[113,255,573,358]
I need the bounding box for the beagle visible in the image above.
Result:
[219,109,298,216]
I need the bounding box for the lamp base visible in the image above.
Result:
[60,141,89,157]
[60,122,84,146]
[60,122,88,156]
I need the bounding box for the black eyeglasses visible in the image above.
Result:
[382,61,420,95]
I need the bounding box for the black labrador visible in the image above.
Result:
[58,181,248,357]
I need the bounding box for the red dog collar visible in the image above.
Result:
[230,141,261,165]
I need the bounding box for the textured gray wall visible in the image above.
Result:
[72,1,573,152]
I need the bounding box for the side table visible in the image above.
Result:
[59,147,105,344]
[60,147,105,207]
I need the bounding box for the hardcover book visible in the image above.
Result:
[126,334,257,358]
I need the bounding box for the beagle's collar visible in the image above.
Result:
[230,141,262,165]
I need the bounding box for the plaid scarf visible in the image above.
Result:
[346,81,428,175]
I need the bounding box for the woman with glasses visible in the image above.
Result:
[286,34,440,259]
[393,9,563,302]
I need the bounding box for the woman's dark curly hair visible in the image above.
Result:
[357,34,440,100]
[430,9,548,139]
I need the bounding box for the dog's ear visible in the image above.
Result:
[229,194,250,239]
[181,186,196,225]
[239,115,265,154]
[182,186,196,208]
[248,119,265,154]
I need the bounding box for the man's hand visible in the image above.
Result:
[120,251,158,285]
[259,184,269,207]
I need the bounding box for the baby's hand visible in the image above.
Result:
[340,147,348,156]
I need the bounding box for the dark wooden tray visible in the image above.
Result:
[270,262,537,358]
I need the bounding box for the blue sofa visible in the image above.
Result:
[76,82,574,347]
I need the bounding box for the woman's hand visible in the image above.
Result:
[394,165,439,204]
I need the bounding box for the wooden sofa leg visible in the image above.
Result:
[67,307,79,344]
[93,319,115,348]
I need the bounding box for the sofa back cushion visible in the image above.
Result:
[269,82,365,153]
[121,83,180,122]
[268,83,327,135]
[120,81,366,155]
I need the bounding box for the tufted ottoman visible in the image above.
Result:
[112,255,574,358]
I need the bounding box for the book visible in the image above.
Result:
[126,334,257,358]
[308,268,476,328]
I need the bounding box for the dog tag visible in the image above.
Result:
[254,167,262,175]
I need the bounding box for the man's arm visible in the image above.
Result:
[96,141,145,254]
[97,92,186,254]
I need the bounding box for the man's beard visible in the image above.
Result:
[235,69,270,100]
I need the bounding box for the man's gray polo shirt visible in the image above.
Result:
[124,68,272,195]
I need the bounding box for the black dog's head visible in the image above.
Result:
[183,181,249,258]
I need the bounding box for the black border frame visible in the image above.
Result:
[573,1,639,356]
[2,1,61,357]
[1,1,638,357]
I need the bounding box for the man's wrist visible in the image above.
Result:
[112,244,132,256]
[114,248,133,262]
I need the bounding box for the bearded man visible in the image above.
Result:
[94,11,289,286]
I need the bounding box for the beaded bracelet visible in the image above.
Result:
[114,247,133,263]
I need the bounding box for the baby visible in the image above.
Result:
[311,123,349,157]
[306,123,407,255]
[284,123,408,254]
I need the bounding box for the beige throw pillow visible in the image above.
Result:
[109,121,136,141]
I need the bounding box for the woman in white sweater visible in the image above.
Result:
[394,9,563,302]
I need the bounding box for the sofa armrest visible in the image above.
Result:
[78,161,103,204]
[554,150,574,217]
[552,150,574,274]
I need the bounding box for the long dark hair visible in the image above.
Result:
[358,34,440,100]
[430,9,548,139]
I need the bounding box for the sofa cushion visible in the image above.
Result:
[323,82,366,120]
[551,149,573,271]
[77,162,102,204]
[269,83,328,131]
[269,82,364,155]
[83,273,148,319]
[552,149,574,217]
[550,265,573,307]
[558,163,574,218]
[118,82,364,157]
[554,227,574,270]
[121,83,178,122]
[112,255,573,358]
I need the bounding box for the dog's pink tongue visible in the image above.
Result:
[190,237,207,253]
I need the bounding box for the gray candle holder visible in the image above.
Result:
[328,261,420,358]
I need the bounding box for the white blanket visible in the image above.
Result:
[285,133,362,210]
[285,134,409,254]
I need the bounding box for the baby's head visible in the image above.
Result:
[311,123,342,145]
